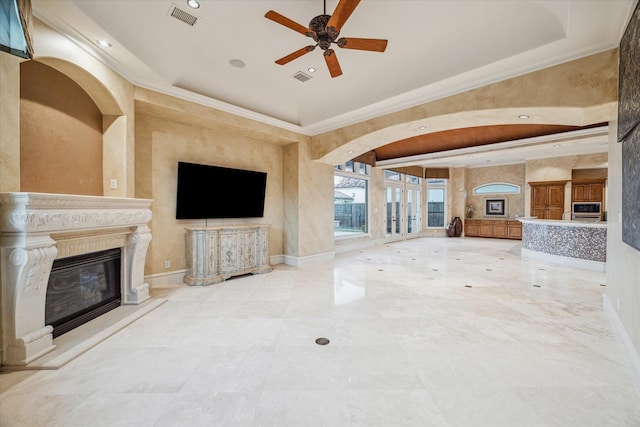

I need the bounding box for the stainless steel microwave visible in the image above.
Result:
[572,202,601,214]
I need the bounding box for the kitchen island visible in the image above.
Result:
[519,218,607,272]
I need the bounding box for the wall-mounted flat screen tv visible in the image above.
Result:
[176,161,267,219]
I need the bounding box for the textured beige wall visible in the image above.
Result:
[20,61,103,195]
[284,140,334,258]
[0,52,22,192]
[449,167,467,221]
[465,164,526,219]
[283,143,299,257]
[136,112,285,275]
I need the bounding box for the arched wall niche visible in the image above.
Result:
[20,57,128,196]
[36,57,124,116]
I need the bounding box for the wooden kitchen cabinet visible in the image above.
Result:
[572,182,603,202]
[530,181,566,220]
[492,221,508,238]
[507,220,522,239]
[465,219,480,236]
[464,219,521,240]
[479,220,494,237]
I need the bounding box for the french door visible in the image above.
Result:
[406,187,422,235]
[385,185,403,237]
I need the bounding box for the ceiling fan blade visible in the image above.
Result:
[326,0,361,37]
[275,45,316,65]
[337,37,388,52]
[265,10,314,37]
[324,49,343,78]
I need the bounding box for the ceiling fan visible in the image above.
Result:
[265,0,388,78]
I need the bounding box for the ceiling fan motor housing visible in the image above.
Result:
[309,14,336,50]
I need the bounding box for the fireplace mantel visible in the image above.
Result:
[0,192,153,367]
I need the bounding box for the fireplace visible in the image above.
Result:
[0,192,153,367]
[46,248,122,338]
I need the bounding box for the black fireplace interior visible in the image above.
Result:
[45,248,121,338]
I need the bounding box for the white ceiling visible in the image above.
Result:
[32,0,635,167]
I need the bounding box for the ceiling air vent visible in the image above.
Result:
[169,4,199,26]
[293,71,312,83]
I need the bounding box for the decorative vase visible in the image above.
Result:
[452,216,463,237]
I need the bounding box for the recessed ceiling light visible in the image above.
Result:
[347,150,354,154]
[468,156,474,159]
[553,144,561,148]
[418,125,427,130]
[308,67,316,73]
[186,0,200,9]
[229,59,246,68]
[518,114,530,119]
[96,39,112,48]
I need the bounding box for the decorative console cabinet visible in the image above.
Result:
[464,219,522,240]
[184,225,271,286]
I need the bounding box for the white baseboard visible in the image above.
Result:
[603,293,640,398]
[145,270,187,287]
[283,251,335,267]
[270,254,284,265]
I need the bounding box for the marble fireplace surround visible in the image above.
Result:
[0,192,153,367]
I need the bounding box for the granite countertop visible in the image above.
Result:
[464,217,522,220]
[518,217,607,228]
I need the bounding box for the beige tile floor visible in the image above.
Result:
[1,237,639,426]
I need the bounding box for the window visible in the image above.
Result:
[426,178,446,228]
[0,0,31,59]
[384,170,401,181]
[334,161,369,236]
[344,160,354,173]
[474,183,520,195]
[406,175,421,185]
